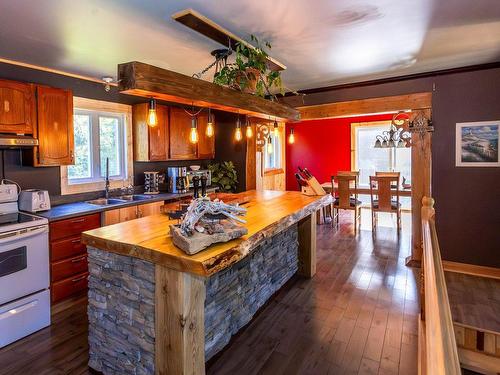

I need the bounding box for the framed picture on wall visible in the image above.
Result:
[456,121,500,167]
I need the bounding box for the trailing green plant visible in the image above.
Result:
[213,35,284,97]
[208,161,238,192]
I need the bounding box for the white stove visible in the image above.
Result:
[0,183,50,348]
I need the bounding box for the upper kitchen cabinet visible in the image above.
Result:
[0,79,36,134]
[133,103,169,161]
[34,86,74,166]
[169,107,197,160]
[197,113,215,159]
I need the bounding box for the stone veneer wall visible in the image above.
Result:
[87,224,299,374]
[204,224,298,360]
[87,248,156,375]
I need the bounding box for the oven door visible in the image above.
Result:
[0,225,49,306]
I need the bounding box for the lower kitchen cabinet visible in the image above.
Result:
[49,213,100,303]
[102,201,164,226]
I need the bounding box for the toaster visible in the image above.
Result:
[19,189,51,212]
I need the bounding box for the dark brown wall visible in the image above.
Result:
[283,67,500,268]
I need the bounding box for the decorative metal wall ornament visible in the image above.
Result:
[255,122,271,151]
[408,110,434,141]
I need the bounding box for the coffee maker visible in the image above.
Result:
[167,167,189,193]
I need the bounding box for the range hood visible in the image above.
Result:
[0,135,38,148]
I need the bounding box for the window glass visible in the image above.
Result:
[356,125,391,186]
[68,114,92,180]
[99,116,121,177]
[265,133,281,170]
[68,110,126,184]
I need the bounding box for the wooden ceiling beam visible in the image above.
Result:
[297,92,432,121]
[118,61,299,121]
[172,9,286,72]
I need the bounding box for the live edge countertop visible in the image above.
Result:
[81,190,332,277]
[36,190,215,222]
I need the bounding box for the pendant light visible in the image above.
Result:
[147,98,158,127]
[190,116,199,144]
[288,127,295,144]
[267,135,273,154]
[234,116,243,141]
[273,119,279,137]
[245,116,253,138]
[206,108,214,137]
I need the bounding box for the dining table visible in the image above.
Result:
[320,182,412,197]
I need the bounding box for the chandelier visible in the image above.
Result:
[374,112,411,148]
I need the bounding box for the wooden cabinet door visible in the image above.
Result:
[169,107,197,160]
[197,114,215,159]
[148,105,169,161]
[137,201,163,218]
[36,86,74,166]
[102,209,121,226]
[0,79,35,134]
[133,103,169,161]
[119,206,138,222]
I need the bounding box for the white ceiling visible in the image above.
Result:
[1,0,499,91]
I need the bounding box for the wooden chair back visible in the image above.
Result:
[370,175,400,212]
[375,171,400,177]
[332,174,358,209]
[338,170,359,176]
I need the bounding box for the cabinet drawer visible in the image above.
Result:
[51,254,87,282]
[51,235,85,262]
[50,213,100,241]
[51,272,88,303]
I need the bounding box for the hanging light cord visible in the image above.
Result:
[183,106,204,118]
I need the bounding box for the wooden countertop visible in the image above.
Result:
[82,190,331,277]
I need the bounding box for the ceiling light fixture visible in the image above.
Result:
[147,98,158,127]
[101,77,114,92]
[245,116,253,138]
[190,116,199,144]
[206,108,214,137]
[235,116,243,142]
[288,127,295,144]
[374,111,412,148]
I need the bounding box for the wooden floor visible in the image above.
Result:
[446,271,500,333]
[0,211,419,375]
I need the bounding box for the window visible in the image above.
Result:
[265,132,282,170]
[352,121,411,187]
[68,110,126,183]
[61,97,132,195]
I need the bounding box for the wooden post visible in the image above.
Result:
[297,212,317,278]
[407,109,432,267]
[155,265,206,375]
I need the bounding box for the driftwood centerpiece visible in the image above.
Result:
[170,197,248,255]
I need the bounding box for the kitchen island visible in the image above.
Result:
[81,190,332,375]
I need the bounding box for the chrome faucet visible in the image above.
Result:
[105,157,110,199]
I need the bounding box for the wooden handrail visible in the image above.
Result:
[420,197,461,375]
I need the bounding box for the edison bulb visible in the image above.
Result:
[206,122,214,137]
[273,126,279,137]
[235,127,243,141]
[245,125,253,138]
[190,127,199,144]
[288,132,295,144]
[147,109,157,127]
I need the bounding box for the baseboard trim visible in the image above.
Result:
[442,261,500,280]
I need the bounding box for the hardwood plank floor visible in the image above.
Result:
[0,211,418,375]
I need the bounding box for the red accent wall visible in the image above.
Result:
[285,113,394,191]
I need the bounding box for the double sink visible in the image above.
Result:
[86,194,153,206]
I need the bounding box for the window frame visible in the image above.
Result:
[60,97,133,195]
[265,131,283,171]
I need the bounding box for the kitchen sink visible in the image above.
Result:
[118,194,154,201]
[86,198,127,206]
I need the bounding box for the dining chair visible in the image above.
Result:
[331,174,362,231]
[369,175,401,231]
[338,170,360,176]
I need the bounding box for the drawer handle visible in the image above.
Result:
[71,256,86,263]
[71,218,85,223]
[71,275,87,282]
[71,239,81,244]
